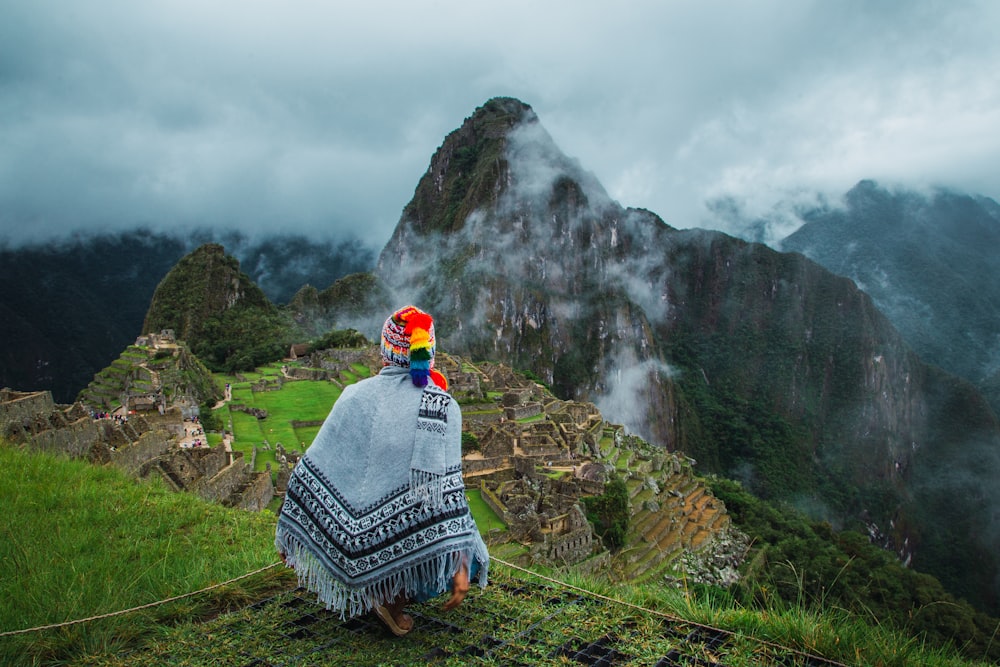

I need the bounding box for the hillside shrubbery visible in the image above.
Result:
[709,477,1000,663]
[193,305,294,373]
[582,473,630,551]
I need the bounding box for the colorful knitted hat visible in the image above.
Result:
[380,305,448,389]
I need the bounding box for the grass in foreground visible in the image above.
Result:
[74,563,986,667]
[0,444,291,666]
[2,444,989,667]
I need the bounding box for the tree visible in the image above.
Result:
[582,473,630,551]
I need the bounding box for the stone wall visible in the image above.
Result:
[196,446,233,480]
[112,431,172,476]
[251,376,284,392]
[192,457,249,505]
[268,460,289,491]
[0,389,55,426]
[230,404,268,419]
[29,417,102,459]
[449,372,482,395]
[504,403,543,420]
[543,525,595,564]
[286,367,336,382]
[460,410,504,429]
[479,480,512,525]
[143,408,187,438]
[521,440,563,458]
[462,456,507,475]
[236,472,275,512]
[528,505,598,568]
[480,423,518,458]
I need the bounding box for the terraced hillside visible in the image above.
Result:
[77,333,221,413]
[596,434,744,586]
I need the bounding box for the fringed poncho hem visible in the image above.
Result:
[275,527,489,619]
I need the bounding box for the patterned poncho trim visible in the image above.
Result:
[275,368,488,618]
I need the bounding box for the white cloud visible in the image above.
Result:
[1,0,998,248]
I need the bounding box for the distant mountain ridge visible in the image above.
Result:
[779,180,1000,415]
[0,230,373,402]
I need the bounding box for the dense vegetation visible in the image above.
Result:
[307,328,369,353]
[710,477,1000,663]
[192,304,293,373]
[581,473,631,550]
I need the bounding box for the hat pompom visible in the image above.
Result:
[381,305,447,388]
[405,314,434,387]
[430,369,448,390]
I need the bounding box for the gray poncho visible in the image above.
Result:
[275,366,489,617]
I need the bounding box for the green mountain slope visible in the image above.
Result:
[142,243,294,372]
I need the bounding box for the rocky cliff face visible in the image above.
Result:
[378,98,665,403]
[363,97,1000,612]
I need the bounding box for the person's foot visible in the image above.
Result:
[386,597,413,632]
[374,597,413,636]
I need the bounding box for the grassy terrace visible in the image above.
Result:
[464,488,507,536]
[213,363,355,472]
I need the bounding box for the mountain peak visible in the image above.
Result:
[476,96,537,124]
[387,97,539,241]
[141,243,289,372]
[378,97,623,293]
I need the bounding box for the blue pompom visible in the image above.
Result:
[410,368,429,387]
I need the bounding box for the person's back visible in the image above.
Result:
[275,305,489,636]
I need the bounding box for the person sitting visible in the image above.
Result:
[275,305,489,635]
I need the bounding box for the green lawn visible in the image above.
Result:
[466,488,507,535]
[214,376,342,470]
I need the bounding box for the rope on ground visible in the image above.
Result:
[0,562,284,638]
[490,556,849,667]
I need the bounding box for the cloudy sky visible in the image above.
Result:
[2,0,998,250]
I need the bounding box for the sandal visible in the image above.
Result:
[373,604,411,637]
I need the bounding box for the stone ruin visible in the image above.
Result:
[283,347,382,386]
[477,470,605,571]
[3,340,746,583]
[1,388,273,512]
[78,331,220,418]
[430,353,746,583]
